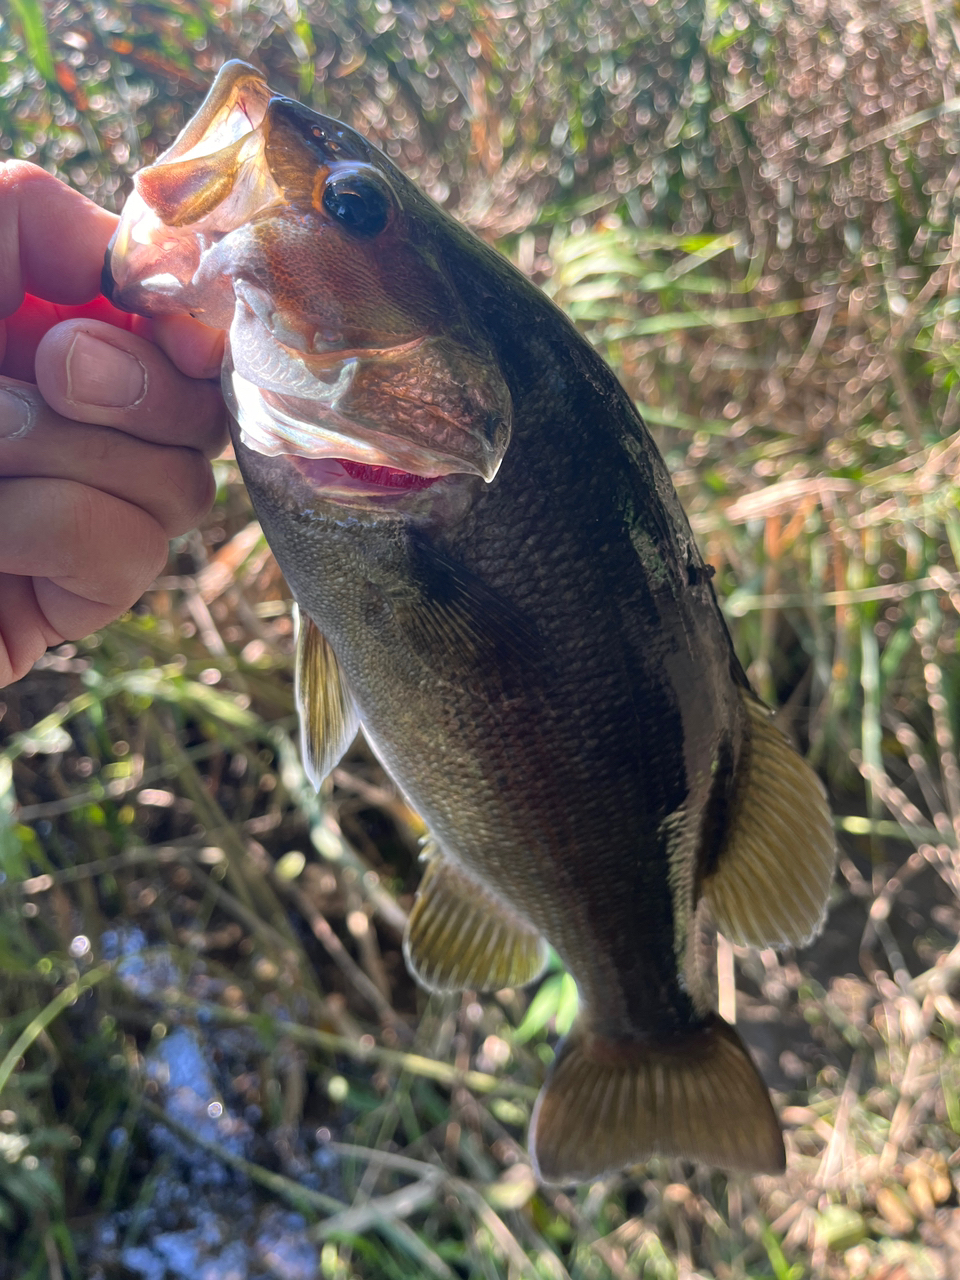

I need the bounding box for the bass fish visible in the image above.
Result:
[106,61,835,1183]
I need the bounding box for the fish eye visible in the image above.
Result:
[321,172,392,238]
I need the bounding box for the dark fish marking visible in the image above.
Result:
[385,532,545,681]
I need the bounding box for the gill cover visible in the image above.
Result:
[106,61,512,482]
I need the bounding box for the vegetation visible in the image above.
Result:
[2,0,960,1276]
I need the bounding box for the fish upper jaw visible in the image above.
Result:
[104,62,282,321]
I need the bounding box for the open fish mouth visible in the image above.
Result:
[148,62,273,169]
[104,64,280,317]
[105,61,512,487]
[291,456,445,499]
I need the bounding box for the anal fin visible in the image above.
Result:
[529,1013,785,1184]
[404,846,548,994]
[295,610,359,789]
[702,690,835,949]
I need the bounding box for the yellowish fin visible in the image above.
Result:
[404,846,548,993]
[702,691,835,949]
[295,610,359,789]
[529,1014,785,1184]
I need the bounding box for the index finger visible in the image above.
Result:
[0,163,229,384]
[1,294,138,382]
[0,163,116,315]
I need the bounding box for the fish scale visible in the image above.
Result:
[105,59,836,1184]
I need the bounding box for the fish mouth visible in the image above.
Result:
[152,61,274,168]
[105,61,371,316]
[291,456,446,501]
[106,60,512,487]
[104,62,280,320]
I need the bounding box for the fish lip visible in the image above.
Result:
[105,61,278,318]
[150,62,371,183]
[158,60,273,166]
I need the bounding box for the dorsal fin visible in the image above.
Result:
[701,690,835,948]
[295,610,359,789]
[404,844,548,994]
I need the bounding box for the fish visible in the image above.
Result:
[105,60,836,1184]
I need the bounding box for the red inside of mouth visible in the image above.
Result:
[335,459,440,490]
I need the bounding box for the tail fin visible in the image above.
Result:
[529,1014,784,1184]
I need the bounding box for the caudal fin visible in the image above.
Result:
[529,1014,785,1184]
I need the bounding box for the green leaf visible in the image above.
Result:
[0,757,28,882]
[554,972,579,1036]
[8,0,55,82]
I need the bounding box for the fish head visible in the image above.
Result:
[106,60,512,496]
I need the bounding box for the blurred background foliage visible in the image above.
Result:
[2,1,960,1278]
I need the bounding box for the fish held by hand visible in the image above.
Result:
[105,60,836,1185]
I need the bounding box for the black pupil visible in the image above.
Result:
[322,178,389,237]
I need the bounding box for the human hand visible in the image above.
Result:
[0,162,229,687]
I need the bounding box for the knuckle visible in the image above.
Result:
[0,160,47,194]
[157,451,215,536]
[115,510,169,600]
[59,483,167,603]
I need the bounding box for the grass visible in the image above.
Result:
[2,0,960,1277]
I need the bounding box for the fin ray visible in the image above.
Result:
[404,846,548,994]
[529,1013,785,1183]
[295,610,360,789]
[702,692,835,949]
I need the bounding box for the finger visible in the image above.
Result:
[33,576,145,651]
[152,312,227,381]
[0,573,65,687]
[0,477,169,615]
[34,319,229,458]
[0,294,139,380]
[0,380,216,537]
[0,163,117,314]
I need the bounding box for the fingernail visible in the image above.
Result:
[66,332,147,408]
[0,386,36,439]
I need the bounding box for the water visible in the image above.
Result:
[82,930,336,1279]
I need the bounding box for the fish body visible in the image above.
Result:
[106,62,836,1182]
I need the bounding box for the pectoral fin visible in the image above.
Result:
[702,691,835,949]
[389,536,542,680]
[529,1013,785,1184]
[295,611,359,789]
[404,846,548,994]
